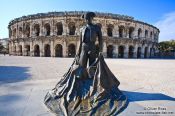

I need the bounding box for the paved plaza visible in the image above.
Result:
[0,55,175,116]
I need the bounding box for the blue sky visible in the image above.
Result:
[1,0,175,41]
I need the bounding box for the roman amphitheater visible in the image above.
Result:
[8,11,159,58]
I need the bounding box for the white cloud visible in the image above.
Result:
[155,12,175,42]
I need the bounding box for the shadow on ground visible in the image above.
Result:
[123,91,175,102]
[0,94,24,116]
[0,66,31,83]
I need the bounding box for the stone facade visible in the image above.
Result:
[8,11,159,58]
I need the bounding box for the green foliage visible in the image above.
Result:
[158,40,175,52]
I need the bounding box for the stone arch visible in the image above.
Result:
[128,46,134,58]
[25,45,30,56]
[33,24,40,36]
[145,30,148,38]
[150,31,153,39]
[9,28,12,38]
[144,47,148,58]
[68,44,76,57]
[56,22,63,35]
[24,24,30,37]
[118,45,124,58]
[44,23,51,36]
[18,45,22,56]
[151,47,156,57]
[138,28,142,39]
[129,27,134,38]
[119,26,125,38]
[12,28,17,38]
[137,47,141,58]
[68,22,76,35]
[19,27,23,37]
[107,24,113,37]
[34,44,40,57]
[55,44,63,57]
[107,45,113,58]
[44,44,51,57]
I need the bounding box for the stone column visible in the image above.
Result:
[147,46,151,58]
[141,46,145,58]
[51,20,54,36]
[39,22,43,36]
[126,28,129,38]
[40,41,44,57]
[30,41,33,56]
[30,24,32,37]
[102,41,107,57]
[112,44,118,58]
[133,44,138,58]
[51,40,54,57]
[15,43,19,56]
[133,28,137,39]
[21,41,25,56]
[113,26,118,37]
[124,44,129,58]
[62,22,67,35]
[63,40,67,57]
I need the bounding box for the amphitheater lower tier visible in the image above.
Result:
[8,36,158,58]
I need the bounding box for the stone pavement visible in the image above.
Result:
[0,55,175,116]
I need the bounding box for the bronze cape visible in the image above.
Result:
[44,54,128,116]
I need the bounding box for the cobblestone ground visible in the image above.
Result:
[0,55,175,116]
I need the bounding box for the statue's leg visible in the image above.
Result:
[89,51,96,66]
[79,50,88,68]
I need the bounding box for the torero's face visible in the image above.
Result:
[85,16,93,25]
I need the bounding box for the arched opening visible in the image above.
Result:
[19,27,23,37]
[137,47,141,58]
[118,46,124,58]
[56,22,63,35]
[34,44,40,57]
[107,24,113,37]
[44,44,51,57]
[34,24,40,36]
[150,31,153,39]
[24,24,30,37]
[68,22,76,35]
[129,27,134,38]
[145,30,148,38]
[68,44,76,57]
[107,45,113,58]
[138,28,142,39]
[119,26,125,38]
[13,28,17,38]
[144,47,148,58]
[18,45,22,56]
[25,45,30,56]
[44,23,51,36]
[55,44,62,57]
[128,46,134,58]
[95,44,99,57]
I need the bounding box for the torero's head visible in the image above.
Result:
[82,12,96,25]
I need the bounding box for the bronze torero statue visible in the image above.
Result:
[77,12,102,68]
[44,12,128,116]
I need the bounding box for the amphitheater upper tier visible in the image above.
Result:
[8,11,159,58]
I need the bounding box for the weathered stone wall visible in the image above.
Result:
[8,11,159,58]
